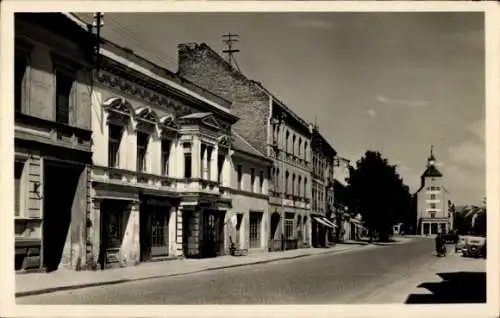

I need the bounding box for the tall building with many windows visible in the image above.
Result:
[415,147,452,236]
[310,125,337,247]
[177,43,313,251]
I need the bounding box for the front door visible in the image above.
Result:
[151,211,169,258]
[99,201,126,269]
[202,212,217,257]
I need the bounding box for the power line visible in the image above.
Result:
[222,32,241,72]
[106,17,178,67]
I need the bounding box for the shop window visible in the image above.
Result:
[249,212,262,248]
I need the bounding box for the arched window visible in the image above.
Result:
[292,173,296,196]
[292,134,296,156]
[304,141,308,161]
[298,138,302,156]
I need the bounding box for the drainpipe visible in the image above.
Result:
[279,116,286,251]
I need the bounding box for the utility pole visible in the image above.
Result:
[87,12,104,71]
[222,32,241,72]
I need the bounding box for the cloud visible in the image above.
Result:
[376,95,430,108]
[449,141,485,168]
[289,19,333,30]
[448,120,485,168]
[365,109,376,117]
[467,119,485,142]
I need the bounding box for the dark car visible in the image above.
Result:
[463,236,486,258]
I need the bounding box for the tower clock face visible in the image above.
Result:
[429,160,435,165]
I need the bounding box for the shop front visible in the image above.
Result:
[139,192,180,262]
[311,214,336,248]
[181,195,231,258]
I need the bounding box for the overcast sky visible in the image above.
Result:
[77,12,485,205]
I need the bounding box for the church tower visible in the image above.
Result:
[415,146,452,236]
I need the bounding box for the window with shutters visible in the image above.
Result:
[55,69,74,125]
[15,54,28,113]
[14,161,26,217]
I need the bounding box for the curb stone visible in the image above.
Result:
[16,244,370,298]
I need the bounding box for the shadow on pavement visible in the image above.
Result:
[405,271,486,304]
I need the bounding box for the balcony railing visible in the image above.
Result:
[92,165,176,189]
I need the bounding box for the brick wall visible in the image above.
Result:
[178,43,270,155]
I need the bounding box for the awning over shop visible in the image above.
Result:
[312,216,335,229]
[321,217,337,228]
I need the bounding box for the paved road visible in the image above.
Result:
[18,238,450,304]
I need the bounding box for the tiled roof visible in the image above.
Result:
[231,131,269,161]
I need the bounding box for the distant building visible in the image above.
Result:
[310,125,337,247]
[415,147,452,235]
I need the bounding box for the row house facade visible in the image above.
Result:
[177,42,313,252]
[14,13,96,272]
[310,126,337,248]
[225,132,273,253]
[13,13,276,273]
[90,39,241,268]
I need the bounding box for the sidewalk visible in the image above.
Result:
[16,242,377,298]
[360,251,486,304]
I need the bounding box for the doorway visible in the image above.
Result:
[99,200,129,269]
[140,207,170,261]
[42,162,81,272]
[201,210,224,258]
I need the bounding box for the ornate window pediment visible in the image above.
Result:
[103,97,134,116]
[135,107,159,125]
[103,97,134,126]
[159,113,179,139]
[178,112,222,131]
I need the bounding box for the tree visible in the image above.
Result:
[472,198,486,236]
[346,151,412,242]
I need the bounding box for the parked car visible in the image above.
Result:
[455,236,468,253]
[462,236,486,258]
